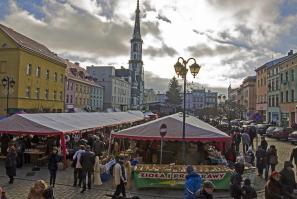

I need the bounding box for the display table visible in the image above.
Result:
[134,164,256,190]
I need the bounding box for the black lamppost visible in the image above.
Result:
[2,76,15,116]
[173,57,201,164]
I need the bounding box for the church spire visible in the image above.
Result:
[133,0,141,38]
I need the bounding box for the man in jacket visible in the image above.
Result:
[242,131,250,154]
[80,145,95,193]
[280,161,296,196]
[113,157,127,198]
[72,145,85,187]
[184,165,202,199]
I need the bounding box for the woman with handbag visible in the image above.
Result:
[265,145,278,180]
[5,145,17,184]
[93,156,102,186]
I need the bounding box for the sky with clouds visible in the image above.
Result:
[1,0,297,93]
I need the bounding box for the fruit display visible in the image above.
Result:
[136,164,233,173]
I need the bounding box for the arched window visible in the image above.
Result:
[133,43,138,52]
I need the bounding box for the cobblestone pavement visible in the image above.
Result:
[1,136,294,199]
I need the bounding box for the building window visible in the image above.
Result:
[54,72,57,82]
[286,71,288,82]
[45,70,49,80]
[281,73,283,83]
[45,89,49,100]
[66,95,69,103]
[25,86,31,98]
[286,90,289,102]
[258,80,260,87]
[292,90,295,102]
[53,90,57,100]
[71,83,73,90]
[60,74,64,83]
[36,88,40,99]
[36,66,41,77]
[272,95,275,107]
[70,95,73,103]
[59,91,63,101]
[276,78,279,90]
[26,64,32,75]
[80,85,82,92]
[291,69,294,81]
[276,95,279,106]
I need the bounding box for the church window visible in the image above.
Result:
[133,44,138,52]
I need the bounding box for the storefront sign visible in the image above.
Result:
[139,172,226,181]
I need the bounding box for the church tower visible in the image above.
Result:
[129,0,144,109]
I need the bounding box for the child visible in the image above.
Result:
[241,178,257,199]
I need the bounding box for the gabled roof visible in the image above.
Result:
[112,113,231,142]
[0,24,66,66]
[255,53,297,71]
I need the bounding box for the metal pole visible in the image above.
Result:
[182,71,186,164]
[160,137,163,164]
[6,77,9,117]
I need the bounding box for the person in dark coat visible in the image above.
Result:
[1,135,11,156]
[225,144,237,164]
[230,162,243,199]
[265,171,283,199]
[290,146,297,173]
[256,145,267,178]
[234,131,241,153]
[196,181,214,199]
[241,178,257,199]
[280,161,297,196]
[248,126,257,149]
[265,145,278,180]
[5,145,17,184]
[48,147,60,187]
[184,165,202,199]
[80,145,95,193]
[260,136,268,151]
[16,137,25,168]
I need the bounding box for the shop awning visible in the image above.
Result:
[112,113,231,142]
[0,111,144,135]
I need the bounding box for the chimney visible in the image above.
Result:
[74,62,80,66]
[288,50,293,56]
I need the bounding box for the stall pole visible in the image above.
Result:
[108,130,113,156]
[60,133,67,169]
[160,137,163,164]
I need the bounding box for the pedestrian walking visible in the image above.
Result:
[113,157,127,198]
[0,187,7,199]
[241,178,257,199]
[234,130,241,153]
[265,171,283,199]
[265,145,278,180]
[246,147,255,166]
[196,181,214,199]
[5,145,17,184]
[230,162,243,199]
[255,145,267,178]
[125,159,132,190]
[16,136,25,168]
[27,180,48,199]
[80,145,95,193]
[48,147,60,187]
[260,136,268,151]
[72,145,85,187]
[226,144,237,165]
[184,165,202,199]
[280,161,296,197]
[248,126,257,149]
[93,156,102,186]
[242,131,250,154]
[290,146,297,173]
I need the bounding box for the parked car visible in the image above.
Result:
[256,124,270,135]
[288,131,297,144]
[271,127,293,140]
[266,126,277,137]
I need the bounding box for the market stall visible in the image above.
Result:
[0,111,144,168]
[112,113,256,190]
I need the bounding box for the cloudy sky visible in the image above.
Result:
[1,0,297,93]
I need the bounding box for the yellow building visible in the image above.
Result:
[0,24,66,116]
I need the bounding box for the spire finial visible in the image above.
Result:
[137,0,140,11]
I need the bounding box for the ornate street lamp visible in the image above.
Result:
[173,57,201,164]
[1,76,15,116]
